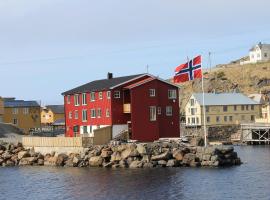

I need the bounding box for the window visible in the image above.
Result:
[229,116,233,121]
[192,117,195,124]
[149,89,156,97]
[224,116,227,122]
[196,117,199,124]
[82,110,87,122]
[168,89,177,99]
[264,53,268,58]
[223,106,228,112]
[251,115,255,121]
[149,106,157,121]
[13,118,18,125]
[67,95,71,104]
[205,106,209,112]
[234,105,237,111]
[207,116,210,123]
[107,91,111,99]
[106,109,110,117]
[251,105,254,110]
[83,126,88,134]
[114,91,120,98]
[188,118,190,124]
[99,92,103,100]
[191,108,196,115]
[190,99,195,106]
[241,105,245,111]
[23,108,29,115]
[69,111,72,119]
[90,92,95,101]
[82,93,87,105]
[216,116,220,122]
[12,108,18,114]
[166,106,173,116]
[97,108,102,118]
[91,109,96,118]
[246,105,249,110]
[74,94,80,106]
[157,107,161,115]
[74,110,78,119]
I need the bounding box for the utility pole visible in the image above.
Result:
[146,65,149,73]
[208,52,212,72]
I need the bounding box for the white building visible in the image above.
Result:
[241,42,270,65]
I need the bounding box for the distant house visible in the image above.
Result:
[185,93,261,127]
[41,105,65,125]
[249,94,270,123]
[3,98,41,134]
[62,73,180,142]
[241,42,270,65]
[0,97,3,123]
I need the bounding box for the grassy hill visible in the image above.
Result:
[176,61,270,112]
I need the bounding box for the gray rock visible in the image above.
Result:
[18,151,30,160]
[157,160,167,167]
[129,160,143,168]
[151,151,172,161]
[89,156,104,167]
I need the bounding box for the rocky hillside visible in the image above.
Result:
[176,61,270,112]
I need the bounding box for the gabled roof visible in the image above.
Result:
[46,105,64,114]
[62,74,146,95]
[250,42,270,51]
[192,93,260,106]
[124,77,155,89]
[4,100,40,108]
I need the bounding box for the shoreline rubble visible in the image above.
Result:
[0,140,241,168]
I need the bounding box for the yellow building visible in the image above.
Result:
[41,105,64,125]
[185,93,261,127]
[0,97,3,122]
[249,94,270,123]
[3,98,41,134]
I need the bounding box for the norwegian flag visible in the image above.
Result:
[173,55,202,83]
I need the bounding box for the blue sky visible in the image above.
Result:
[0,0,270,105]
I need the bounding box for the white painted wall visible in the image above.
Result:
[80,125,109,137]
[112,124,128,138]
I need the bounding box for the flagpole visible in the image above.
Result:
[201,58,207,147]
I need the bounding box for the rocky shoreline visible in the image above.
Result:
[0,140,241,168]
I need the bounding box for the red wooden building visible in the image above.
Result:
[62,73,180,142]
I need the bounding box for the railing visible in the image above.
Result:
[123,103,131,113]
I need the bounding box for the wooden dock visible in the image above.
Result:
[241,123,270,144]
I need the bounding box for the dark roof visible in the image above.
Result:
[62,74,146,95]
[46,105,64,114]
[53,118,65,126]
[4,100,40,108]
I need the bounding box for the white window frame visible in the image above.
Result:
[166,106,173,116]
[150,106,157,121]
[107,91,111,99]
[23,108,29,115]
[99,92,103,100]
[67,95,71,104]
[106,109,110,117]
[74,94,80,106]
[149,89,156,97]
[90,92,95,102]
[82,109,87,122]
[82,93,87,105]
[114,91,121,99]
[91,109,96,118]
[97,108,102,118]
[157,107,161,115]
[69,111,72,119]
[74,110,78,119]
[168,89,177,99]
[12,108,18,115]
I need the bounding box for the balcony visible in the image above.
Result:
[123,104,131,113]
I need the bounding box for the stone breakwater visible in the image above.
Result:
[0,141,241,168]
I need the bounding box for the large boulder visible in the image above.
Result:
[121,145,139,159]
[101,150,113,158]
[136,144,147,155]
[111,152,122,162]
[151,151,172,161]
[19,157,36,165]
[129,160,143,168]
[89,156,104,167]
[173,150,184,161]
[18,151,30,160]
[44,156,58,166]
[56,154,68,166]
[182,153,196,166]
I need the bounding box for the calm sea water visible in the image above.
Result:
[1,146,270,200]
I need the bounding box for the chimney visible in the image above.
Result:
[107,72,113,79]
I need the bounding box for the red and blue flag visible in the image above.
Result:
[173,55,202,83]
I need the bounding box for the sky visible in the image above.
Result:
[0,0,270,105]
